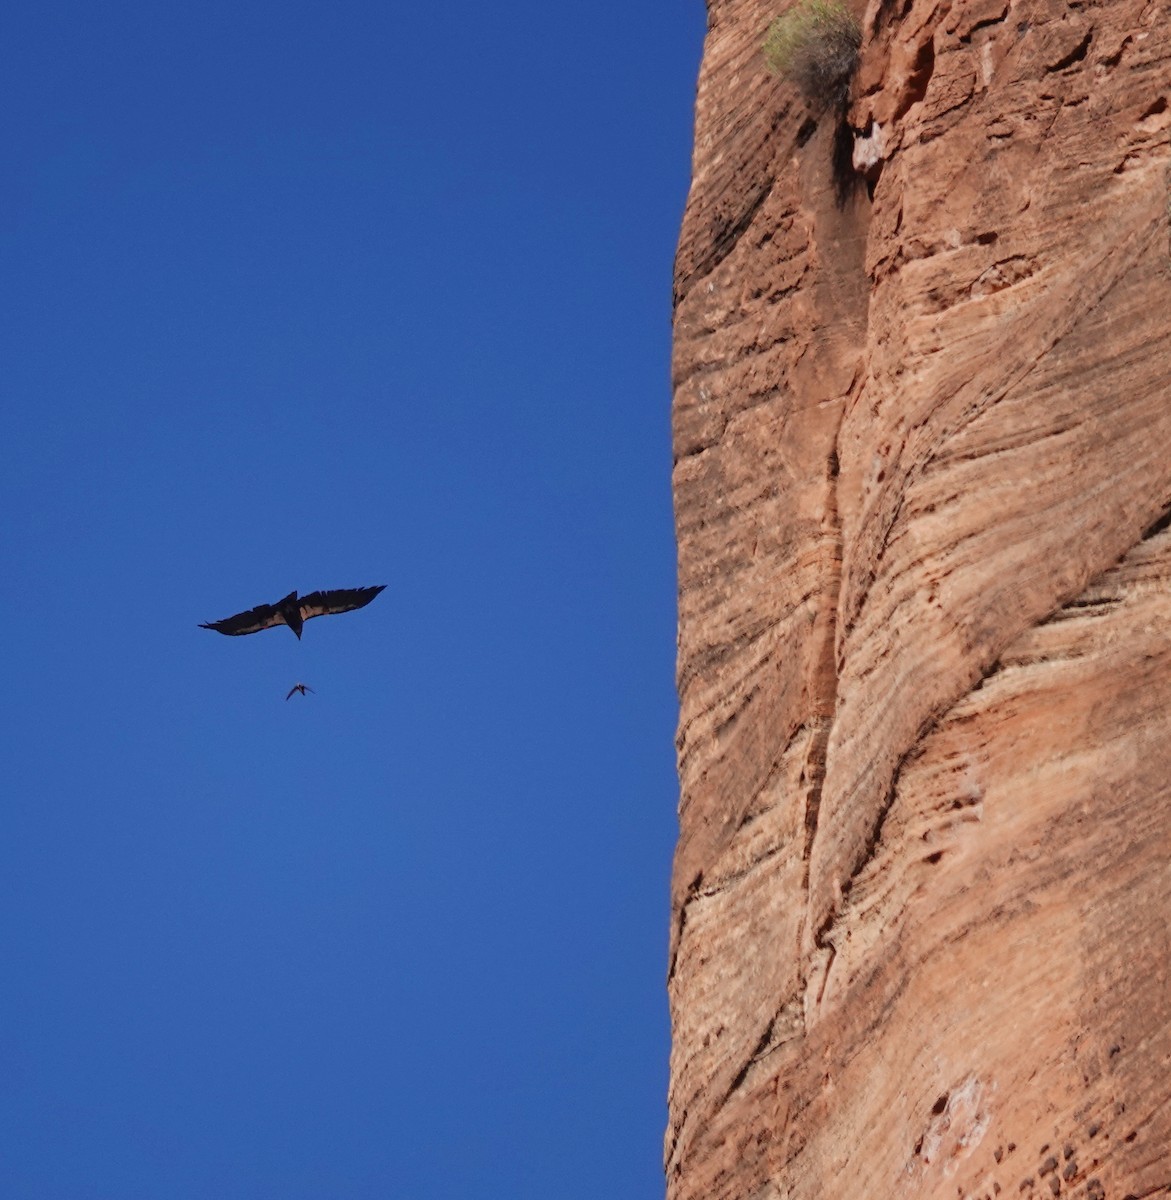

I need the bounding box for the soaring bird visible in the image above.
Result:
[285,683,315,700]
[199,586,386,640]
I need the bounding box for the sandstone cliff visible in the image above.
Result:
[668,0,1171,1195]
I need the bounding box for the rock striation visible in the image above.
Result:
[668,0,1171,1195]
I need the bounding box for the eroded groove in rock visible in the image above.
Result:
[668,0,1171,1194]
[814,524,1171,962]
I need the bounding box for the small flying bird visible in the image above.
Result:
[286,683,315,700]
[199,585,386,640]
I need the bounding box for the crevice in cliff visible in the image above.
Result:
[892,34,937,123]
[1046,28,1093,73]
[833,118,865,208]
[701,996,808,1146]
[800,441,846,891]
[840,727,930,904]
[800,724,830,868]
[1097,32,1132,68]
[667,870,703,984]
[722,1017,777,1102]
[1141,501,1171,541]
[1046,594,1124,620]
[957,7,1009,43]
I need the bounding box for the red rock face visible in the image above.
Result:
[668,0,1171,1195]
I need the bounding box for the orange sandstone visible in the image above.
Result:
[668,0,1171,1195]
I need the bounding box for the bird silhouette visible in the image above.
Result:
[200,585,385,640]
[285,683,315,701]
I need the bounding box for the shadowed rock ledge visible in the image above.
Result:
[668,0,1171,1195]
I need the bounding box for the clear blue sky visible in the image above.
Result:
[1,3,704,1197]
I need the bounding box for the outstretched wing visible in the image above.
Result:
[200,600,288,637]
[298,585,386,624]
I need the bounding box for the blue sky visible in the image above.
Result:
[1,3,704,1197]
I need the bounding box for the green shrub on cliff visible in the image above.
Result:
[763,0,861,112]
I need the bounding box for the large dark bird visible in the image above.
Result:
[285,683,315,700]
[199,585,385,640]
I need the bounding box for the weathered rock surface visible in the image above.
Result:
[668,0,1171,1195]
